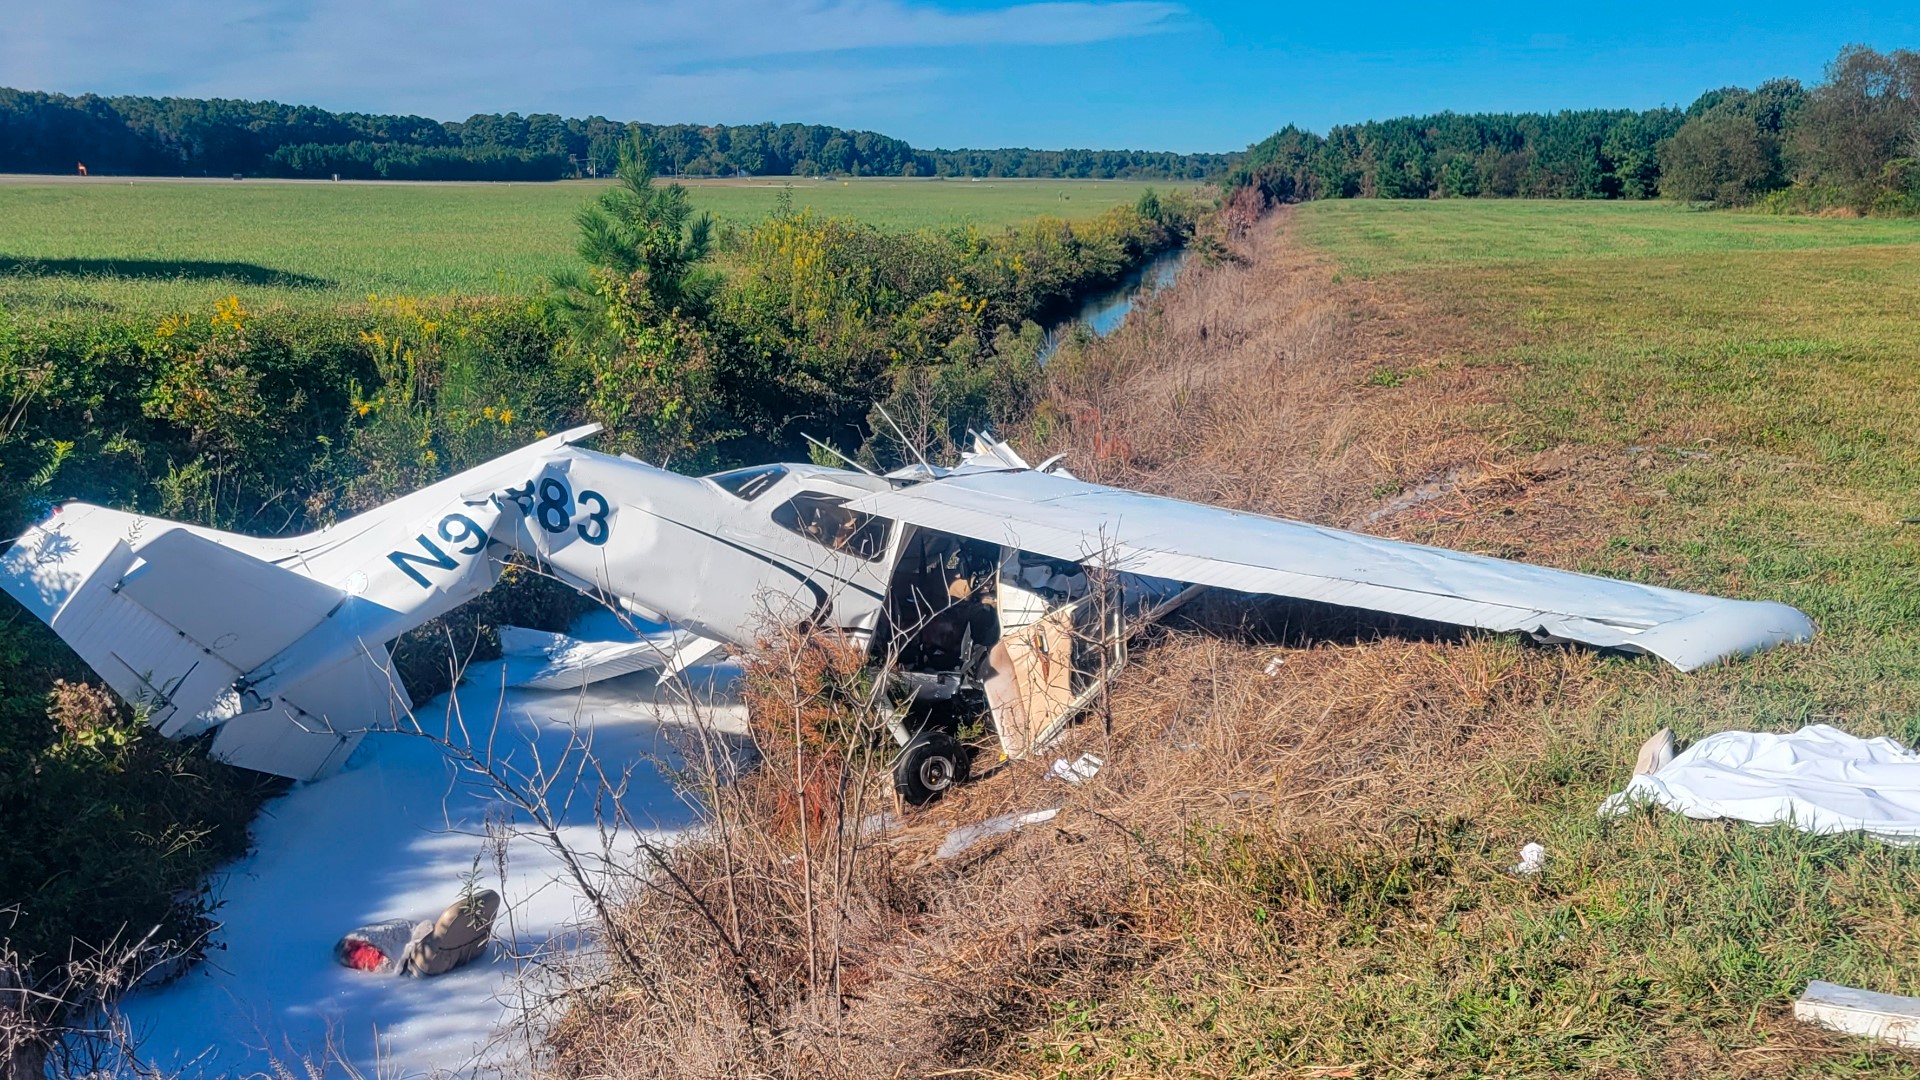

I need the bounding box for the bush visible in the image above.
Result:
[1658,81,1803,206]
[0,619,282,974]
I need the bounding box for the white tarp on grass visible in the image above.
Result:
[114,611,744,1078]
[1601,724,1920,844]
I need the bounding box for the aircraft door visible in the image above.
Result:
[982,550,1113,759]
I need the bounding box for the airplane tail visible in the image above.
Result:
[0,504,393,777]
[0,424,605,780]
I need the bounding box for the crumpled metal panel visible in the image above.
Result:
[848,470,1814,671]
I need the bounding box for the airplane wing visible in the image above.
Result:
[845,469,1814,671]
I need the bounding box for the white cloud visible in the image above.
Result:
[0,0,1185,122]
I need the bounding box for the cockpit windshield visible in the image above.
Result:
[706,464,789,501]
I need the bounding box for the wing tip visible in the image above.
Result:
[1635,598,1816,672]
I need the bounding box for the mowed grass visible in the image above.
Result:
[1326,201,1920,1075]
[0,176,1177,313]
[1032,202,1920,1076]
[1296,197,1920,277]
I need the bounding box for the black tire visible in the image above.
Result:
[893,729,971,806]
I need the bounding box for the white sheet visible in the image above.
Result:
[1601,725,1920,844]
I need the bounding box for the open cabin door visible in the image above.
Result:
[982,550,1118,759]
[982,549,1208,759]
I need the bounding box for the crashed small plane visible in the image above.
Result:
[0,425,1814,801]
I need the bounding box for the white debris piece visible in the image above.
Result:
[1511,841,1546,875]
[934,808,1060,861]
[1048,752,1104,784]
[1263,656,1286,676]
[1601,725,1920,844]
[1796,980,1920,1048]
[853,812,899,841]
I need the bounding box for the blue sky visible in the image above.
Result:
[1,0,1915,152]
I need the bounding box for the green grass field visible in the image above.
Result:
[0,176,1179,313]
[1296,198,1920,277]
[1320,198,1920,1076]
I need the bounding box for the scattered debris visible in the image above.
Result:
[934,808,1060,861]
[1048,752,1104,784]
[853,812,899,841]
[1511,842,1546,875]
[404,890,500,977]
[1796,980,1920,1048]
[1362,467,1467,525]
[1633,727,1675,776]
[335,919,417,975]
[1601,725,1920,844]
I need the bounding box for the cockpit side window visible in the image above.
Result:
[771,492,894,562]
[707,464,789,501]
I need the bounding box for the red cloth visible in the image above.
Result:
[342,939,387,972]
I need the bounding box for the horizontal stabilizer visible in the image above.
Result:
[119,529,345,672]
[211,653,393,777]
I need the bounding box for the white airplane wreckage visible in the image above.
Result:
[0,424,1815,803]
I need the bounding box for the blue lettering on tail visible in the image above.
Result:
[388,535,459,589]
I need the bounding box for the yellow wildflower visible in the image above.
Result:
[211,295,249,331]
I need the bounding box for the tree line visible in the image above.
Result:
[1230,44,1920,214]
[0,87,1235,181]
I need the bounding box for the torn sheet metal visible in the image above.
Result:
[1601,725,1920,844]
[498,625,704,690]
[847,469,1814,671]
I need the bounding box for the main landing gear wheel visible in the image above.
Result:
[894,730,971,806]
